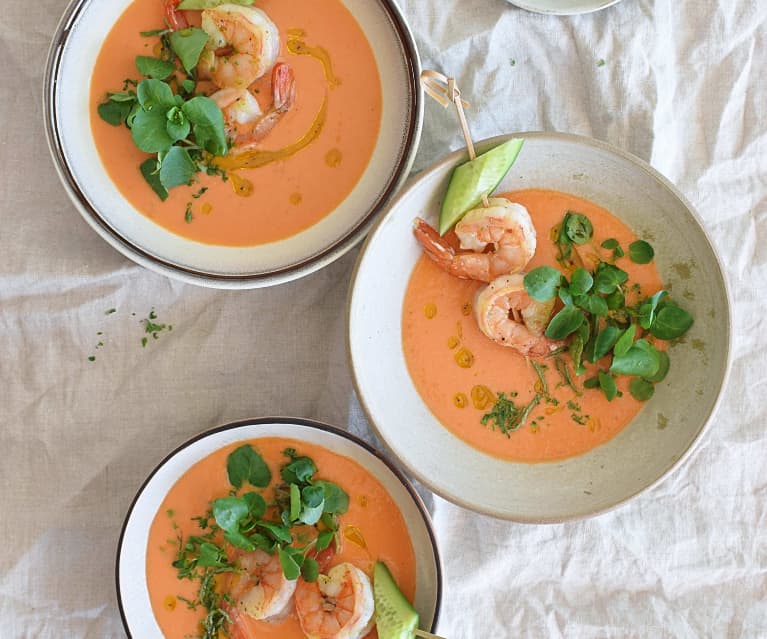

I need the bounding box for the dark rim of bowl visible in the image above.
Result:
[346,130,733,523]
[115,417,443,637]
[43,0,422,286]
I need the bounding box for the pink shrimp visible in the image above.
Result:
[294,562,375,639]
[163,0,188,30]
[211,62,296,147]
[413,197,537,282]
[474,273,565,358]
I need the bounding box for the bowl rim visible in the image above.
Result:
[504,0,624,15]
[346,130,733,523]
[43,0,424,289]
[114,416,444,637]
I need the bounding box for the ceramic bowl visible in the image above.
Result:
[348,132,731,522]
[505,0,623,15]
[116,417,442,637]
[44,0,421,288]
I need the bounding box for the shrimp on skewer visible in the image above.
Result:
[295,562,375,639]
[224,549,297,638]
[198,4,280,90]
[474,273,565,358]
[413,198,537,282]
[211,62,297,147]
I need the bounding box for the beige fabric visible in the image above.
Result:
[2,0,766,636]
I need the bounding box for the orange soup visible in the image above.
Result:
[402,189,665,463]
[146,438,415,638]
[90,0,382,246]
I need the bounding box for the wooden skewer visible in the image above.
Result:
[420,69,490,208]
[415,629,449,639]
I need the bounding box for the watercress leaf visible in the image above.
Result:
[606,288,625,311]
[159,145,195,188]
[300,485,325,525]
[182,96,228,156]
[249,532,275,553]
[638,290,668,329]
[224,529,256,552]
[576,294,608,317]
[523,266,561,301]
[281,456,317,484]
[629,240,655,264]
[169,27,210,73]
[278,546,301,581]
[165,106,190,141]
[629,378,655,401]
[139,158,169,201]
[98,100,131,126]
[140,28,170,37]
[601,238,619,250]
[558,284,573,307]
[135,55,176,79]
[178,0,255,8]
[197,542,228,568]
[598,371,618,401]
[593,325,621,361]
[132,108,174,152]
[594,263,629,294]
[315,480,350,514]
[301,557,320,583]
[242,492,266,520]
[610,338,660,377]
[289,483,301,521]
[644,350,670,383]
[136,78,176,111]
[650,305,694,340]
[212,497,248,533]
[126,102,141,128]
[108,91,137,103]
[583,376,600,389]
[545,306,585,340]
[227,444,272,488]
[256,521,292,544]
[181,78,196,94]
[613,323,636,357]
[570,333,585,376]
[564,211,593,245]
[569,268,594,296]
[315,529,334,552]
[614,245,625,258]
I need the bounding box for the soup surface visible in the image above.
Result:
[402,189,665,463]
[146,437,415,638]
[90,0,382,246]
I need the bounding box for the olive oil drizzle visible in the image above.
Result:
[286,29,341,88]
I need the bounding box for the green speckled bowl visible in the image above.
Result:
[348,132,731,522]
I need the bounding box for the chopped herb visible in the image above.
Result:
[185,202,193,223]
[87,356,96,362]
[105,308,117,315]
[481,392,541,436]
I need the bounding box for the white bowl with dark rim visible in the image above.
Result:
[348,132,731,522]
[44,0,422,288]
[505,0,624,14]
[116,417,442,637]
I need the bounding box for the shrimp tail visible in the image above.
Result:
[163,0,188,30]
[249,63,297,143]
[225,604,255,639]
[413,218,497,282]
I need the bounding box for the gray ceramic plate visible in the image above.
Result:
[116,417,442,637]
[506,0,623,15]
[348,132,731,522]
[44,0,421,288]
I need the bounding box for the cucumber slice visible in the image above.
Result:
[374,561,419,639]
[438,138,524,236]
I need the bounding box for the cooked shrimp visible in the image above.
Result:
[163,0,188,30]
[474,273,565,358]
[413,198,537,282]
[295,562,375,639]
[211,62,296,146]
[226,549,297,625]
[198,4,280,89]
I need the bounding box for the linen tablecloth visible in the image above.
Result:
[2,0,765,636]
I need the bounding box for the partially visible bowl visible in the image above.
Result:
[348,132,731,522]
[505,0,624,15]
[117,417,442,637]
[44,0,422,288]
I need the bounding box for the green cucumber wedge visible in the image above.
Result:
[438,137,525,236]
[374,561,419,639]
